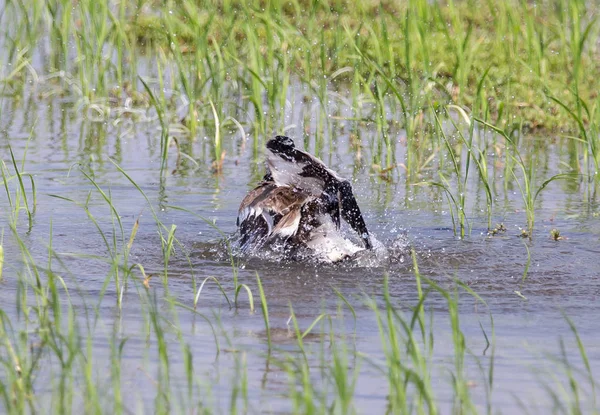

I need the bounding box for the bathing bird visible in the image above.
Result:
[236,135,372,262]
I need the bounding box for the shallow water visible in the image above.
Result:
[1,83,600,413]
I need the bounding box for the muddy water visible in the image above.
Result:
[1,88,600,413]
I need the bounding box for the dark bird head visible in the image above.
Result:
[267,136,296,161]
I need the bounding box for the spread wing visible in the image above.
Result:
[237,182,311,249]
[265,136,372,249]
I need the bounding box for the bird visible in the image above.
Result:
[236,135,372,262]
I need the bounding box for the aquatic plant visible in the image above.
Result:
[1,175,597,413]
[0,235,3,281]
[477,119,579,237]
[423,108,471,238]
[256,272,270,349]
[550,228,564,241]
[1,1,599,413]
[3,0,600,134]
[1,144,37,231]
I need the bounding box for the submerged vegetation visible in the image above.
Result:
[1,0,600,413]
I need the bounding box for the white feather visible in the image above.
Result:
[272,213,301,238]
[305,219,363,262]
[267,153,325,196]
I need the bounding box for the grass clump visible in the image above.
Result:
[3,0,600,133]
[0,161,597,412]
[477,118,579,237]
[1,1,600,413]
[550,228,564,241]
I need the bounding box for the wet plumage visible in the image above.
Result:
[236,136,372,262]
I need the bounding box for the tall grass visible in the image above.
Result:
[477,119,579,237]
[0,232,4,281]
[1,0,600,413]
[1,168,597,413]
[1,144,37,231]
[2,0,599,139]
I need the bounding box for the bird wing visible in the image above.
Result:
[266,136,372,249]
[237,182,278,228]
[237,182,311,247]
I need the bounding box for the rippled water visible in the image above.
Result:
[1,83,600,412]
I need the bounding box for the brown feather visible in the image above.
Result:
[237,182,313,247]
[237,136,372,260]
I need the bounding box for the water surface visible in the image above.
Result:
[1,82,600,413]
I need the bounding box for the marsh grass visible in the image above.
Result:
[1,0,600,413]
[164,204,253,311]
[1,143,37,231]
[530,313,599,415]
[3,1,599,222]
[3,0,600,134]
[256,273,270,349]
[421,109,471,238]
[549,92,600,185]
[1,174,597,413]
[477,118,579,237]
[0,233,4,281]
[140,77,170,177]
[0,143,502,415]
